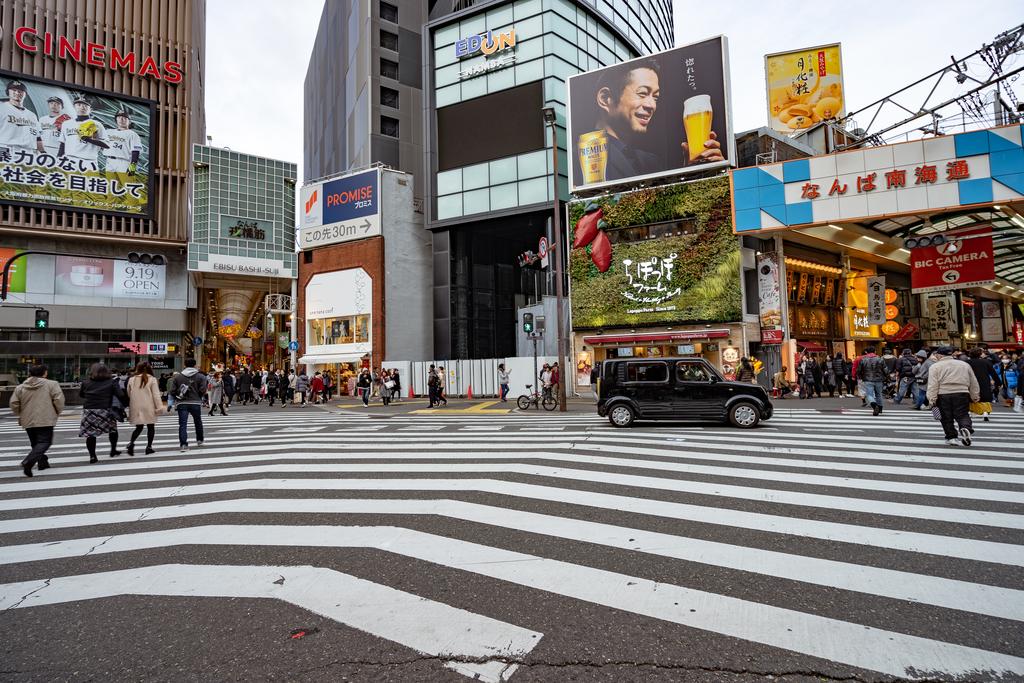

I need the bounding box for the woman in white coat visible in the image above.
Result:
[126,361,164,455]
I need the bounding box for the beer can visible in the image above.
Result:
[577,130,607,185]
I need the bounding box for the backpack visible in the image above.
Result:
[175,375,195,400]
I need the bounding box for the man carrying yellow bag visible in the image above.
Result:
[965,348,999,422]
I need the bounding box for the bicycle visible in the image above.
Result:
[517,384,558,411]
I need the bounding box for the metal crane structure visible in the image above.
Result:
[808,23,1024,151]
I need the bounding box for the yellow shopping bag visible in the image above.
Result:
[969,401,991,415]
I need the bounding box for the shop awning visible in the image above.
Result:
[297,354,366,365]
[582,329,731,346]
[797,342,827,352]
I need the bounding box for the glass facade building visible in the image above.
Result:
[189,145,297,278]
[425,0,673,358]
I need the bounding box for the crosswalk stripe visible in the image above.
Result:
[4,460,1020,504]
[2,441,1021,485]
[3,524,1022,679]
[2,498,1020,620]
[0,562,541,682]
[3,478,1021,552]
[4,404,1023,680]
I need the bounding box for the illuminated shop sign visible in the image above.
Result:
[454,29,518,80]
[13,27,183,84]
[454,29,517,58]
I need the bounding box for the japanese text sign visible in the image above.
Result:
[732,124,1024,233]
[910,227,994,294]
[0,72,154,216]
[756,252,783,343]
[867,276,886,325]
[299,169,381,250]
[765,44,844,134]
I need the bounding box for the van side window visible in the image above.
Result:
[626,362,668,382]
[676,362,711,382]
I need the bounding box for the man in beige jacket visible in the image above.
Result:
[925,346,980,446]
[10,364,65,477]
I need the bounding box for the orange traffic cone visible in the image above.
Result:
[408,384,414,399]
[467,384,473,400]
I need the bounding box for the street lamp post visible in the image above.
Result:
[542,106,568,412]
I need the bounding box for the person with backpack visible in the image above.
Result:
[167,358,208,452]
[126,361,164,456]
[10,364,65,477]
[265,370,280,406]
[996,355,1019,407]
[78,363,128,463]
[892,348,918,405]
[856,346,888,416]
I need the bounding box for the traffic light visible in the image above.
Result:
[535,316,546,333]
[34,309,49,330]
[128,252,166,266]
[523,312,534,334]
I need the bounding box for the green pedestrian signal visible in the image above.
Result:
[34,309,49,330]
[523,312,534,334]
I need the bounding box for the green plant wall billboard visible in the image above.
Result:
[568,175,741,329]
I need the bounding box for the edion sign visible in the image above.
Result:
[14,27,183,84]
[910,227,995,294]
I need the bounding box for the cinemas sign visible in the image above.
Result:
[910,227,995,294]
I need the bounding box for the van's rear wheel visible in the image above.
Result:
[728,402,760,428]
[608,404,635,428]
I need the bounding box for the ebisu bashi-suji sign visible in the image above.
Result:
[730,124,1024,233]
[298,168,380,250]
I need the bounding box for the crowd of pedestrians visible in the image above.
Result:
[10,360,359,476]
[778,344,1022,446]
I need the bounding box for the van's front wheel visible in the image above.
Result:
[728,402,760,428]
[608,404,635,428]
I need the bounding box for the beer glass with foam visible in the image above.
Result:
[683,94,713,162]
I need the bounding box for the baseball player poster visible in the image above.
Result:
[0,71,154,216]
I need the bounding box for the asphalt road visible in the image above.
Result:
[1,396,1022,682]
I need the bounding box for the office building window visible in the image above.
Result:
[381,116,400,138]
[380,57,399,80]
[379,1,397,22]
[380,29,398,51]
[380,86,400,109]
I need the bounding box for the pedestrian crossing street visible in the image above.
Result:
[1,406,1023,681]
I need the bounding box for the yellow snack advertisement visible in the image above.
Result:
[765,44,844,133]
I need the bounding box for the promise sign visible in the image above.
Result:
[910,227,995,294]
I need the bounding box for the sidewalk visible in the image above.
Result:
[318,394,599,416]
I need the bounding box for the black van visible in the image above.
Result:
[595,357,773,428]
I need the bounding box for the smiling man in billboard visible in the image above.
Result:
[589,59,723,183]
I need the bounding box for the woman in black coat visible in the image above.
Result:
[78,363,129,463]
[966,348,999,421]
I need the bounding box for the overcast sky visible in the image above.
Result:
[204,0,1022,183]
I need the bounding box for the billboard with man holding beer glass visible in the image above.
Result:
[568,36,734,193]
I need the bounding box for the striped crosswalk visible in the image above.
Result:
[1,405,1023,680]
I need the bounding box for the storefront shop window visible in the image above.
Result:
[309,316,370,346]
